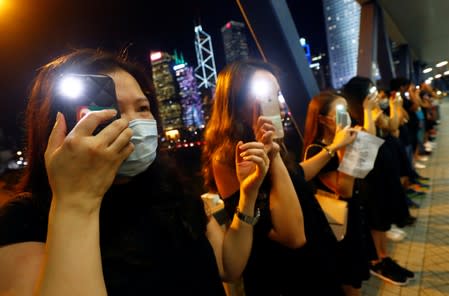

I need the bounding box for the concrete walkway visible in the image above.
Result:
[362,97,449,296]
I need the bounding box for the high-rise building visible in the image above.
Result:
[322,0,361,89]
[174,62,204,129]
[309,53,332,91]
[194,25,217,90]
[150,51,183,131]
[221,20,249,65]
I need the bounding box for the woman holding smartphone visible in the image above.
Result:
[303,91,370,296]
[202,60,357,295]
[0,48,271,296]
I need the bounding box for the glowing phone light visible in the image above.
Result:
[336,104,345,111]
[251,78,270,98]
[59,76,83,99]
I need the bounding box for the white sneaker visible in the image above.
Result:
[386,226,407,242]
[417,156,429,162]
[415,162,426,169]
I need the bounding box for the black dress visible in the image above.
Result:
[306,143,371,289]
[0,158,225,296]
[224,165,344,296]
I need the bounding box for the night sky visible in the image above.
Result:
[0,0,326,147]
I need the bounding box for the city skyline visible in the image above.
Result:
[0,0,327,147]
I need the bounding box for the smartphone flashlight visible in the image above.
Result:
[59,75,85,99]
[251,78,284,139]
[251,78,270,98]
[55,74,120,133]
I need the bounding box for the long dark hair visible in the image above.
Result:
[202,59,282,192]
[16,48,158,200]
[341,76,374,125]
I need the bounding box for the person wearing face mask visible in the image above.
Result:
[0,48,270,296]
[303,91,370,296]
[202,60,357,296]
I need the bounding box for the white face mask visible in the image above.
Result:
[117,119,158,177]
[379,98,389,110]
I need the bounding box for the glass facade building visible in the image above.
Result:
[221,20,249,65]
[174,63,204,129]
[150,51,183,131]
[323,0,361,89]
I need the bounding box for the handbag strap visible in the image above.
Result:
[303,143,325,161]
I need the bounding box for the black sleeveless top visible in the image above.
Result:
[0,158,225,296]
[224,165,343,296]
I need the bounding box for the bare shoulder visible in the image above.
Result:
[0,242,45,296]
[212,158,239,199]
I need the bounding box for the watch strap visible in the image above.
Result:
[235,207,260,225]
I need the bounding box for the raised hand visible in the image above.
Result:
[363,94,378,111]
[330,126,358,151]
[253,116,280,161]
[235,141,270,199]
[44,110,133,212]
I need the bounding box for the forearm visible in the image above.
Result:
[301,147,334,181]
[221,192,255,281]
[37,199,106,296]
[388,106,400,131]
[268,154,305,248]
[364,109,376,135]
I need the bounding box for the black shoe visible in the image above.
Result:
[370,259,408,285]
[382,257,415,280]
[404,215,417,226]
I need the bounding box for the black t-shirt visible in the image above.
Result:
[0,159,225,296]
[305,143,340,193]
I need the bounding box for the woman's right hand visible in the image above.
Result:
[329,126,358,151]
[235,141,270,199]
[44,110,134,213]
[363,94,378,111]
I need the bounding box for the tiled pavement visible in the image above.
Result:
[362,97,449,296]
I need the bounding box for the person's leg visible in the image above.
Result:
[370,229,388,262]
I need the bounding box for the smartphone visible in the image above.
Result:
[259,92,285,139]
[368,86,378,100]
[55,74,120,134]
[335,104,351,128]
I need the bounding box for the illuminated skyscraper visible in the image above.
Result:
[323,0,361,89]
[194,25,217,90]
[150,51,183,131]
[221,20,249,65]
[174,62,204,129]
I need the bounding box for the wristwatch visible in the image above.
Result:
[323,146,336,158]
[235,207,260,226]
